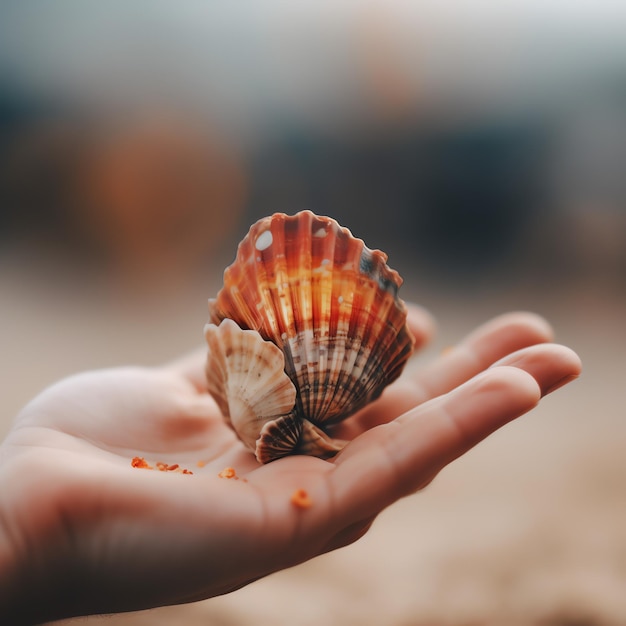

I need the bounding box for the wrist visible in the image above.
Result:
[0,450,72,625]
[0,508,79,626]
[0,503,31,625]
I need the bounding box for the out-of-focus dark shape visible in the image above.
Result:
[0,2,624,290]
[408,122,547,274]
[0,94,77,244]
[247,120,549,283]
[71,115,246,278]
[0,104,247,284]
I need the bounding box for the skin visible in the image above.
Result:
[0,307,581,624]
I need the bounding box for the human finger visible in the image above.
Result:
[404,302,436,352]
[330,366,542,525]
[351,311,555,435]
[165,347,208,391]
[407,311,554,402]
[491,343,582,396]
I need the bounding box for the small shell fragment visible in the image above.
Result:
[218,467,238,479]
[131,456,152,469]
[131,457,193,474]
[290,488,313,509]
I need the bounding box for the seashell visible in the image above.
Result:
[204,210,415,463]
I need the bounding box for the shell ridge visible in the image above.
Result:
[291,211,316,421]
[361,290,399,380]
[333,236,378,418]
[257,250,282,339]
[256,411,302,463]
[309,216,337,421]
[331,276,377,416]
[204,323,233,421]
[242,216,279,336]
[297,418,346,459]
[372,301,415,381]
[334,249,405,413]
[312,229,362,423]
[266,216,295,345]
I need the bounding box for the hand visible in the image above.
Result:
[0,308,581,624]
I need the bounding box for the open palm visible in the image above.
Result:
[0,307,581,624]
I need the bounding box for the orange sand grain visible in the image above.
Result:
[291,488,313,509]
[218,467,238,479]
[131,457,193,474]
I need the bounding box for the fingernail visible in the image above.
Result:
[543,374,580,396]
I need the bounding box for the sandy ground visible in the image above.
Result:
[1,247,625,626]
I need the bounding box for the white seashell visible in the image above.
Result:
[204,318,297,454]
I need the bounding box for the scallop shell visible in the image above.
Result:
[205,210,415,462]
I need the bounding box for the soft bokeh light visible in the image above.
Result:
[1,2,625,624]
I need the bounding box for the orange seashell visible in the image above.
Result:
[205,210,414,463]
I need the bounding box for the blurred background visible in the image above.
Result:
[1,2,625,624]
